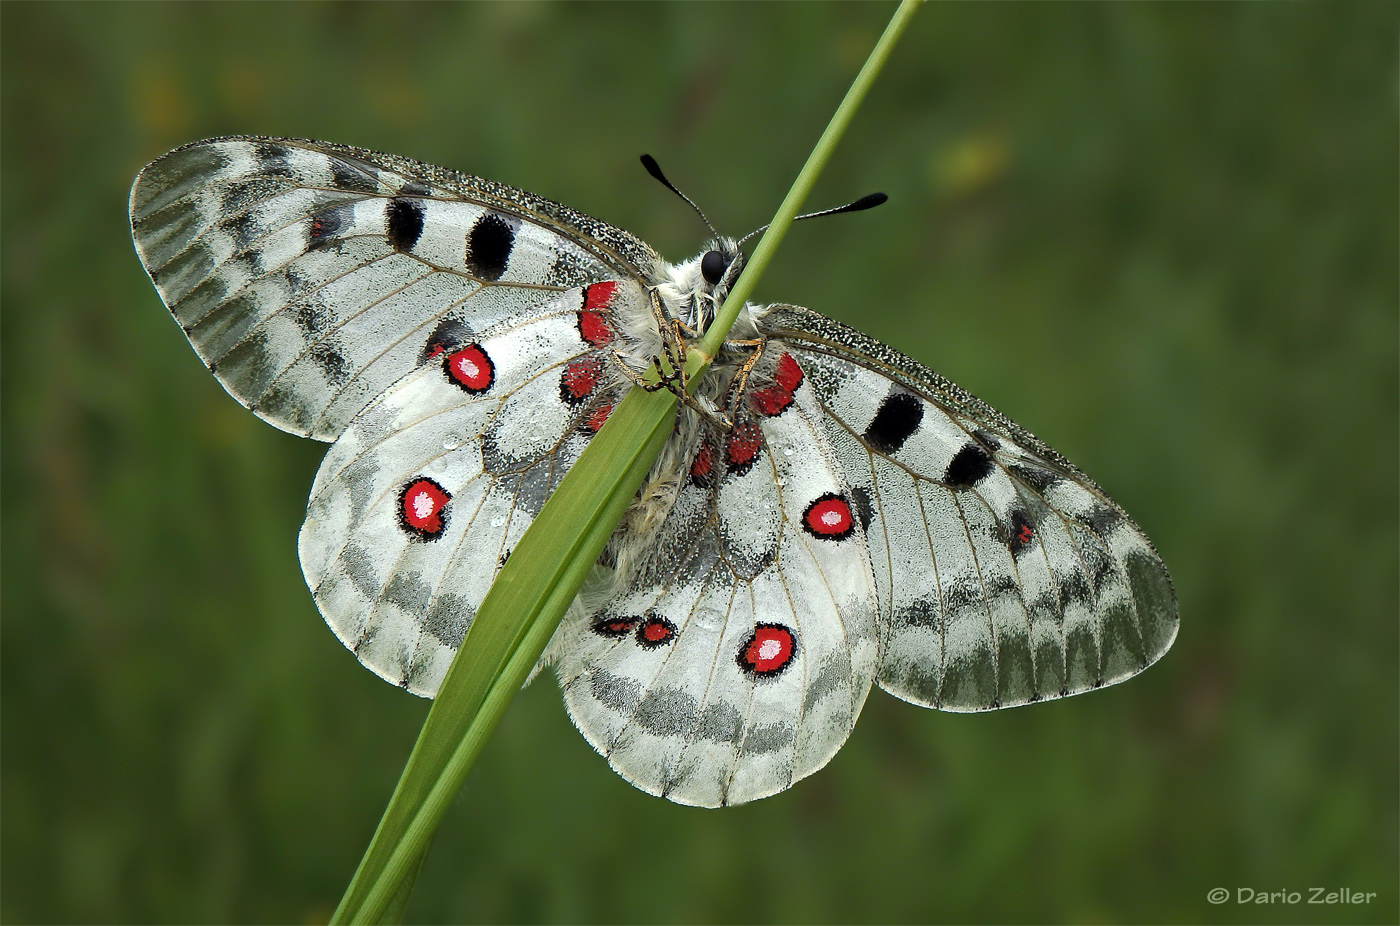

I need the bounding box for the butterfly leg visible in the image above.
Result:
[718,337,767,416]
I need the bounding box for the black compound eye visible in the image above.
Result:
[701,249,728,286]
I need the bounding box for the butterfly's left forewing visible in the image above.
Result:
[130,136,657,441]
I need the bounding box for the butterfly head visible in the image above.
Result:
[676,237,745,334]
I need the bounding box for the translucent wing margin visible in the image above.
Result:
[129,136,659,440]
[756,304,1177,712]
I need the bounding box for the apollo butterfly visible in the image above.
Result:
[130,137,1177,807]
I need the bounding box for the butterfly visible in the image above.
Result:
[130,136,1177,807]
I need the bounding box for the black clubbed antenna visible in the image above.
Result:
[640,154,721,240]
[736,192,888,249]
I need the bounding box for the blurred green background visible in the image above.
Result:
[3,2,1396,923]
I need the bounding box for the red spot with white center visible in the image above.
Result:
[690,442,714,487]
[726,420,762,471]
[579,283,617,346]
[399,477,451,539]
[637,614,677,649]
[749,352,804,417]
[444,344,494,392]
[738,623,797,677]
[803,493,854,540]
[585,403,613,432]
[560,355,603,404]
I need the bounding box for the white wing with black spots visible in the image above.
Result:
[755,304,1177,711]
[554,352,879,807]
[130,136,658,440]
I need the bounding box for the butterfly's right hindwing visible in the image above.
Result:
[129,137,658,441]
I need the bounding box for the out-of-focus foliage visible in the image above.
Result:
[2,3,1395,923]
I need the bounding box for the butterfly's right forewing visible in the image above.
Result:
[758,305,1177,712]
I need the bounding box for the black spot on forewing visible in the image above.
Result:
[252,142,294,176]
[330,157,380,193]
[1008,461,1058,493]
[423,317,472,360]
[219,178,287,217]
[465,212,515,281]
[386,198,425,253]
[310,341,349,385]
[1084,505,1122,536]
[863,389,923,454]
[1009,509,1037,555]
[294,298,334,338]
[547,249,596,287]
[945,442,994,487]
[307,205,347,250]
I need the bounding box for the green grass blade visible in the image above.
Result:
[332,3,920,921]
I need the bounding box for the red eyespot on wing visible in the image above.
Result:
[399,478,451,539]
[737,623,797,677]
[637,614,677,649]
[1009,510,1036,554]
[802,493,854,540]
[690,442,715,488]
[726,420,762,472]
[579,311,613,346]
[750,384,793,417]
[773,352,803,392]
[583,281,618,310]
[749,353,804,417]
[444,344,494,392]
[592,616,637,639]
[579,283,618,346]
[560,355,603,404]
[585,403,613,432]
